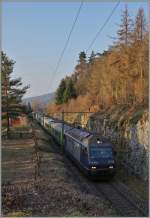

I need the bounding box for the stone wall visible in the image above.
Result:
[87,110,149,181]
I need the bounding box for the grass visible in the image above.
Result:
[10,125,31,132]
[65,210,85,217]
[2,139,34,184]
[6,211,32,217]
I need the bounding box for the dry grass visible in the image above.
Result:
[2,123,117,217]
[2,139,34,184]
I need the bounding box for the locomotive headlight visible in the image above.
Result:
[91,166,96,169]
[109,166,114,169]
[97,138,102,144]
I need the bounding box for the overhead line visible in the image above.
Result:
[85,0,120,53]
[50,1,120,92]
[50,1,84,85]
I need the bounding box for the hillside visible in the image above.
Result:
[23,93,55,108]
[48,7,148,115]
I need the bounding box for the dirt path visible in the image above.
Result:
[2,121,117,217]
[2,139,34,184]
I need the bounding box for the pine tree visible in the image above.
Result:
[55,78,67,104]
[63,79,76,103]
[117,5,133,47]
[74,51,88,95]
[2,52,29,133]
[79,51,86,63]
[88,51,95,65]
[74,51,87,80]
[133,8,147,42]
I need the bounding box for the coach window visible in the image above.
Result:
[82,146,87,153]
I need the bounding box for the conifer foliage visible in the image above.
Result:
[55,77,76,104]
[2,52,29,133]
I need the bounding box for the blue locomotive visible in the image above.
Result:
[32,112,116,178]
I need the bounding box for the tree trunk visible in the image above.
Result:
[6,111,10,135]
[5,73,10,136]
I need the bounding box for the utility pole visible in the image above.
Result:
[43,113,45,126]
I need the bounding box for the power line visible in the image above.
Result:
[50,1,120,92]
[50,1,84,88]
[85,0,120,53]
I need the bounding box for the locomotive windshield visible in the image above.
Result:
[89,147,113,159]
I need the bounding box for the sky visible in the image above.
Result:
[2,1,149,98]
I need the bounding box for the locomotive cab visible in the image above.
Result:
[87,137,116,177]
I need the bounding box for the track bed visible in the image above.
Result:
[2,120,148,217]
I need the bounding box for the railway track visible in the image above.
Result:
[111,181,149,216]
[11,120,147,217]
[34,121,149,217]
[95,182,148,217]
[62,153,148,217]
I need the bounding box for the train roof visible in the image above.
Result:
[50,121,72,133]
[42,115,112,146]
[65,127,92,141]
[44,117,54,123]
[46,117,92,140]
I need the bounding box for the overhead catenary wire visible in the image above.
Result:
[50,1,120,92]
[85,0,120,53]
[50,1,84,87]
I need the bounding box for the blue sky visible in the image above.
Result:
[2,1,149,98]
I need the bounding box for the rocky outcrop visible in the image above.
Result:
[87,108,149,181]
[64,105,148,181]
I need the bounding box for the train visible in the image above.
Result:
[32,112,116,178]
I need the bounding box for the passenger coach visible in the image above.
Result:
[32,112,116,178]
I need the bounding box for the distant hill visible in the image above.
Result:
[23,93,55,108]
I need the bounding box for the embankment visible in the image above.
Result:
[72,104,149,181]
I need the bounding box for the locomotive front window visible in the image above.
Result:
[90,147,113,159]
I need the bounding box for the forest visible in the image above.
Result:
[47,6,148,115]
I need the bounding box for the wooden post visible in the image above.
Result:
[61,111,64,152]
[43,113,45,127]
